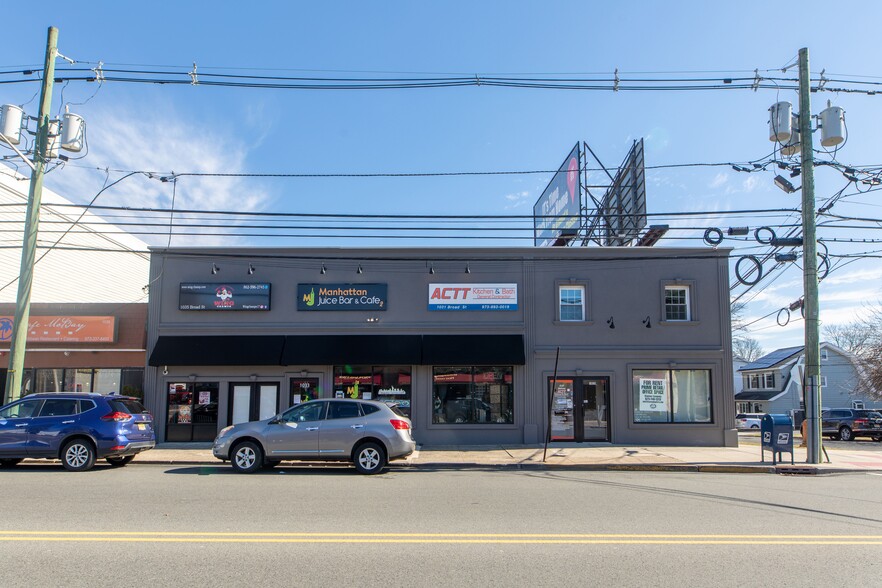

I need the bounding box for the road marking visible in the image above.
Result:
[0,532,880,545]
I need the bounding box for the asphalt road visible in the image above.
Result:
[1,463,881,587]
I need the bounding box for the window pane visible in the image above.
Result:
[633,370,671,422]
[121,369,145,401]
[73,368,93,393]
[432,366,513,424]
[38,398,78,417]
[559,286,584,321]
[672,370,712,423]
[374,366,412,418]
[94,368,121,394]
[664,287,689,321]
[334,365,372,399]
[35,369,65,393]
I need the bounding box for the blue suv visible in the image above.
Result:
[0,393,155,471]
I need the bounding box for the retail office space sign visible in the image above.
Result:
[0,315,116,343]
[428,283,518,311]
[298,284,388,311]
[179,283,271,311]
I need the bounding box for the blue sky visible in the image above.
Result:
[1,1,881,354]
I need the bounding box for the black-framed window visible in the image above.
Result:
[167,381,219,442]
[30,367,144,398]
[333,365,411,417]
[432,366,513,425]
[632,369,712,424]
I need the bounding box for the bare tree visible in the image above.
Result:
[824,304,882,400]
[733,337,764,362]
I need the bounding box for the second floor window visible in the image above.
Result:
[664,286,690,321]
[559,285,585,321]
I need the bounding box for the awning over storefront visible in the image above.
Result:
[422,335,525,365]
[149,334,525,367]
[281,335,422,365]
[148,335,286,366]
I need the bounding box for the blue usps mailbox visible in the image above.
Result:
[760,413,794,465]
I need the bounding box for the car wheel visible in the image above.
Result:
[354,442,386,475]
[0,458,23,468]
[231,441,263,474]
[839,426,854,442]
[453,413,467,424]
[106,455,136,467]
[61,439,96,472]
[750,424,759,429]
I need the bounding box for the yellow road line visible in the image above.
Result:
[0,532,880,545]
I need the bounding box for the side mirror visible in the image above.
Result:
[269,415,284,425]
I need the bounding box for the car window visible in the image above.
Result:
[327,401,361,420]
[108,399,150,414]
[77,400,97,414]
[388,404,407,418]
[868,412,882,419]
[282,401,325,423]
[360,403,381,416]
[38,398,78,417]
[0,399,41,419]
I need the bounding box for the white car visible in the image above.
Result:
[735,413,764,430]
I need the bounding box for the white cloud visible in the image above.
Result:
[503,190,531,210]
[45,101,273,247]
[709,172,728,189]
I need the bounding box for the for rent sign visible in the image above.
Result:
[428,283,518,311]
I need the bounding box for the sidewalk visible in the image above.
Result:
[131,436,882,474]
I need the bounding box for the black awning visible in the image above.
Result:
[148,335,286,366]
[281,335,422,366]
[421,334,525,365]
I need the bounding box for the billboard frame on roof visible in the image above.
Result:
[600,138,647,246]
[533,143,582,247]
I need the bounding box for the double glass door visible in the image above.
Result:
[229,382,280,425]
[549,376,609,442]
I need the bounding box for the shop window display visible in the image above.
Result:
[432,366,514,424]
[333,365,411,418]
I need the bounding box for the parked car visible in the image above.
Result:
[821,409,882,441]
[735,413,764,430]
[0,392,155,471]
[212,398,415,474]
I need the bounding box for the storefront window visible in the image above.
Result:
[333,365,411,417]
[35,368,65,392]
[94,368,121,394]
[432,366,513,425]
[633,369,712,424]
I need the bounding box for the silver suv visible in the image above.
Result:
[212,399,415,474]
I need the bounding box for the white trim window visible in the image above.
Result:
[763,372,775,388]
[559,285,585,322]
[664,285,690,321]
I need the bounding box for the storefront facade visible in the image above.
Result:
[0,303,147,404]
[145,246,737,447]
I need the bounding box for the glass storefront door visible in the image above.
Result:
[167,382,219,442]
[229,382,280,425]
[548,376,609,442]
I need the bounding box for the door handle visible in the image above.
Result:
[351,424,364,429]
[62,420,75,424]
[15,423,28,427]
[305,427,319,431]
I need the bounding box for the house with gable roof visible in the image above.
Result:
[735,342,882,419]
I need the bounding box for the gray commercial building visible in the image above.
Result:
[144,246,737,447]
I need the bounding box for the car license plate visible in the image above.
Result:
[137,423,147,431]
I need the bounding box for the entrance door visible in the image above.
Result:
[548,376,609,442]
[229,382,280,425]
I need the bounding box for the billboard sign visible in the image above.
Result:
[602,138,646,246]
[179,283,271,311]
[298,284,387,311]
[428,283,518,311]
[533,143,582,247]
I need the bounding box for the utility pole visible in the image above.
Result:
[798,47,822,464]
[4,26,58,403]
